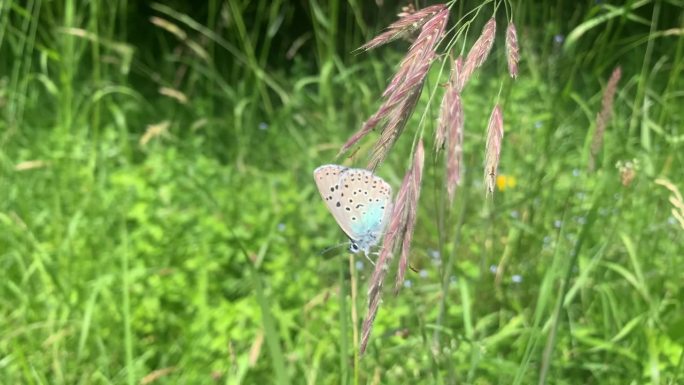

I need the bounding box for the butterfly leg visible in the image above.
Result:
[363,252,376,266]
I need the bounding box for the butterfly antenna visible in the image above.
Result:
[318,242,348,257]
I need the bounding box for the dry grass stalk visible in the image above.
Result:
[358,4,447,52]
[589,66,622,171]
[505,23,519,79]
[140,120,171,146]
[14,160,48,171]
[140,367,177,385]
[655,178,684,230]
[159,87,188,104]
[339,5,449,167]
[484,104,504,195]
[360,139,425,354]
[459,18,496,92]
[150,16,187,40]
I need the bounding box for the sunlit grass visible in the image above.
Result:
[1,1,683,384]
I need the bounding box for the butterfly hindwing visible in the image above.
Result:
[314,164,393,253]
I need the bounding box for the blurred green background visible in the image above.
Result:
[1,0,683,384]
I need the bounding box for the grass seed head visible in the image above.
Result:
[460,18,496,91]
[446,93,464,202]
[485,104,504,196]
[506,23,520,79]
[358,4,448,51]
[589,66,621,171]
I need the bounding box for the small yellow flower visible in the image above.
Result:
[496,174,517,191]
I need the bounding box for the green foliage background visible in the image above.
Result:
[1,0,683,384]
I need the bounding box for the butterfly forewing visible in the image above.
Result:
[314,165,347,219]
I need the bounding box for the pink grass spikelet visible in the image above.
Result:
[360,199,404,354]
[359,4,447,51]
[341,5,449,168]
[484,104,504,195]
[437,59,464,201]
[460,18,496,91]
[394,140,424,293]
[506,23,520,79]
[446,93,464,202]
[361,140,425,354]
[589,66,621,171]
[436,59,461,152]
[368,77,425,170]
[362,168,413,354]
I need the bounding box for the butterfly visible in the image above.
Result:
[313,164,393,255]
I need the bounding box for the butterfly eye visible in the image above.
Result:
[350,242,360,253]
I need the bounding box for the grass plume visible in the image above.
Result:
[589,66,622,171]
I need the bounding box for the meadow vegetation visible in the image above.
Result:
[1,1,683,384]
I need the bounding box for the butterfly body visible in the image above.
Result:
[313,165,393,255]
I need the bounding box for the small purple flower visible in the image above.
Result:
[258,122,268,130]
[419,269,428,278]
[355,260,364,270]
[554,220,563,228]
[277,223,286,232]
[489,264,498,273]
[512,274,522,283]
[554,34,565,44]
[404,280,413,288]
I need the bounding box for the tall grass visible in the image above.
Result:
[1,0,683,384]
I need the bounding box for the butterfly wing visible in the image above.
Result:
[314,164,392,252]
[313,164,348,223]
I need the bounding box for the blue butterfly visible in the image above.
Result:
[314,164,393,255]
